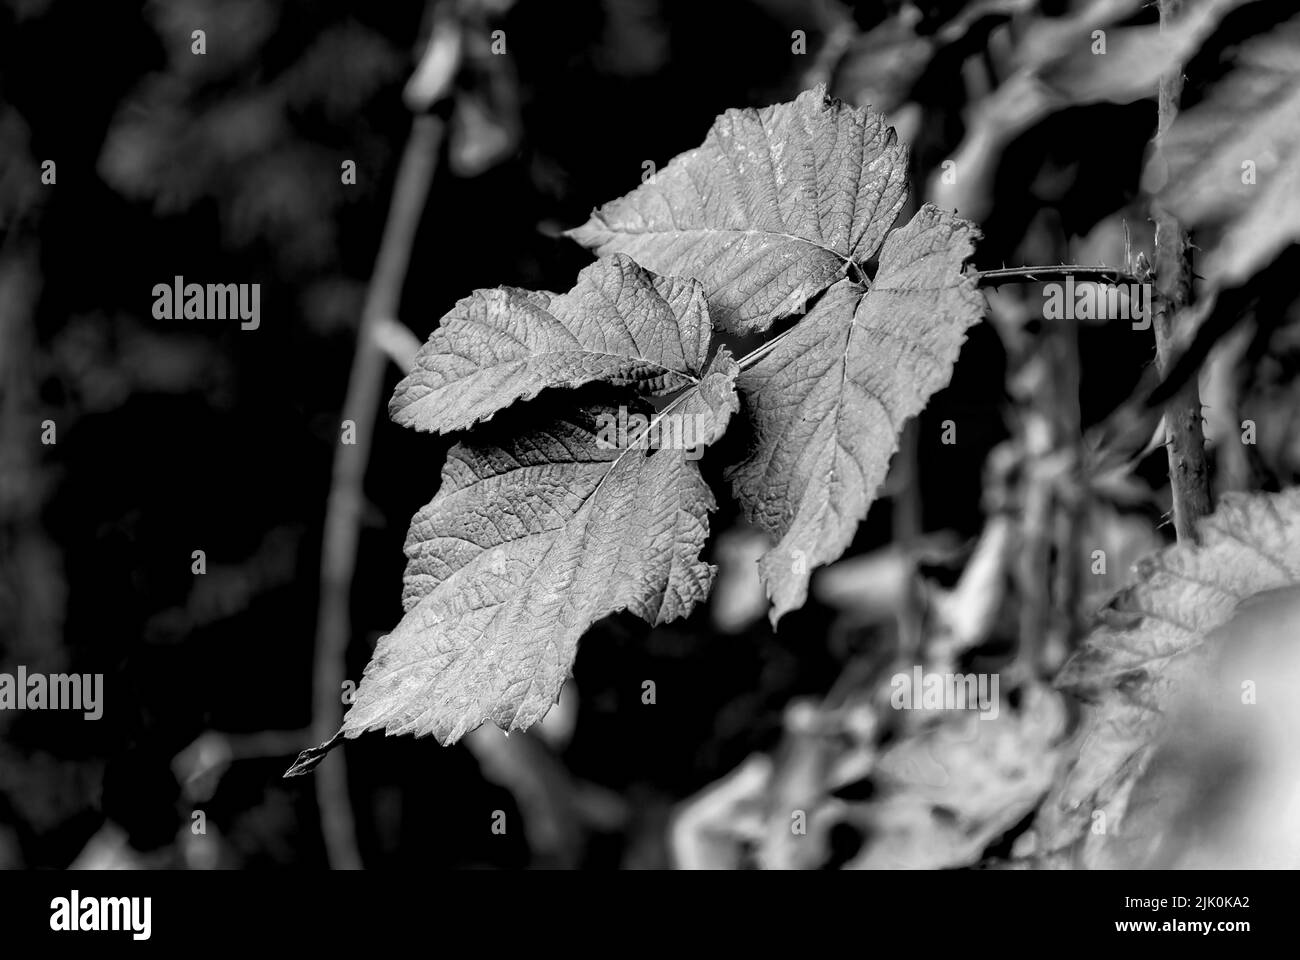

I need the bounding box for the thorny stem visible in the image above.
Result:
[734,264,1146,372]
[1152,0,1212,542]
[973,264,1144,286]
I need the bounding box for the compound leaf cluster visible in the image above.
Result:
[297,85,984,756]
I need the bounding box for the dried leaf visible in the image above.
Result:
[1150,12,1300,288]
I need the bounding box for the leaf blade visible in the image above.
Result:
[727,204,983,622]
[345,354,740,745]
[389,253,712,434]
[567,85,910,334]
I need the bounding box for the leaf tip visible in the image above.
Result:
[283,730,346,778]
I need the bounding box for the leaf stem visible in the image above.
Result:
[737,328,792,371]
[734,263,1146,373]
[974,265,1144,286]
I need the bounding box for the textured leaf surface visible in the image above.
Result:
[1149,12,1300,288]
[726,205,983,622]
[1034,489,1300,863]
[390,254,712,433]
[342,353,740,745]
[567,85,909,334]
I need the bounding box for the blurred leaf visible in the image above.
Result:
[1102,586,1300,868]
[708,526,770,635]
[849,683,1065,869]
[1035,488,1300,863]
[928,0,1247,218]
[146,0,277,79]
[99,11,401,272]
[1037,0,1249,106]
[1149,12,1300,289]
[404,19,462,111]
[1055,490,1300,701]
[833,6,934,115]
[449,91,517,177]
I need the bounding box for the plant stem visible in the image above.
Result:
[974,265,1142,286]
[1152,0,1212,542]
[310,114,444,869]
[733,264,1144,373]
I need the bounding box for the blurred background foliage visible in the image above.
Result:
[2,0,1299,869]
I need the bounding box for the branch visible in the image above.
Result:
[734,263,1146,372]
[308,114,444,869]
[1151,0,1212,542]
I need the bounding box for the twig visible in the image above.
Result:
[1151,0,1211,542]
[309,114,444,869]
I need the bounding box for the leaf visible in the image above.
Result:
[726,204,983,623]
[927,0,1247,222]
[848,683,1065,870]
[1033,489,1300,863]
[1035,0,1249,106]
[340,352,740,746]
[1102,586,1300,869]
[1148,11,1300,289]
[567,85,910,334]
[390,254,712,434]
